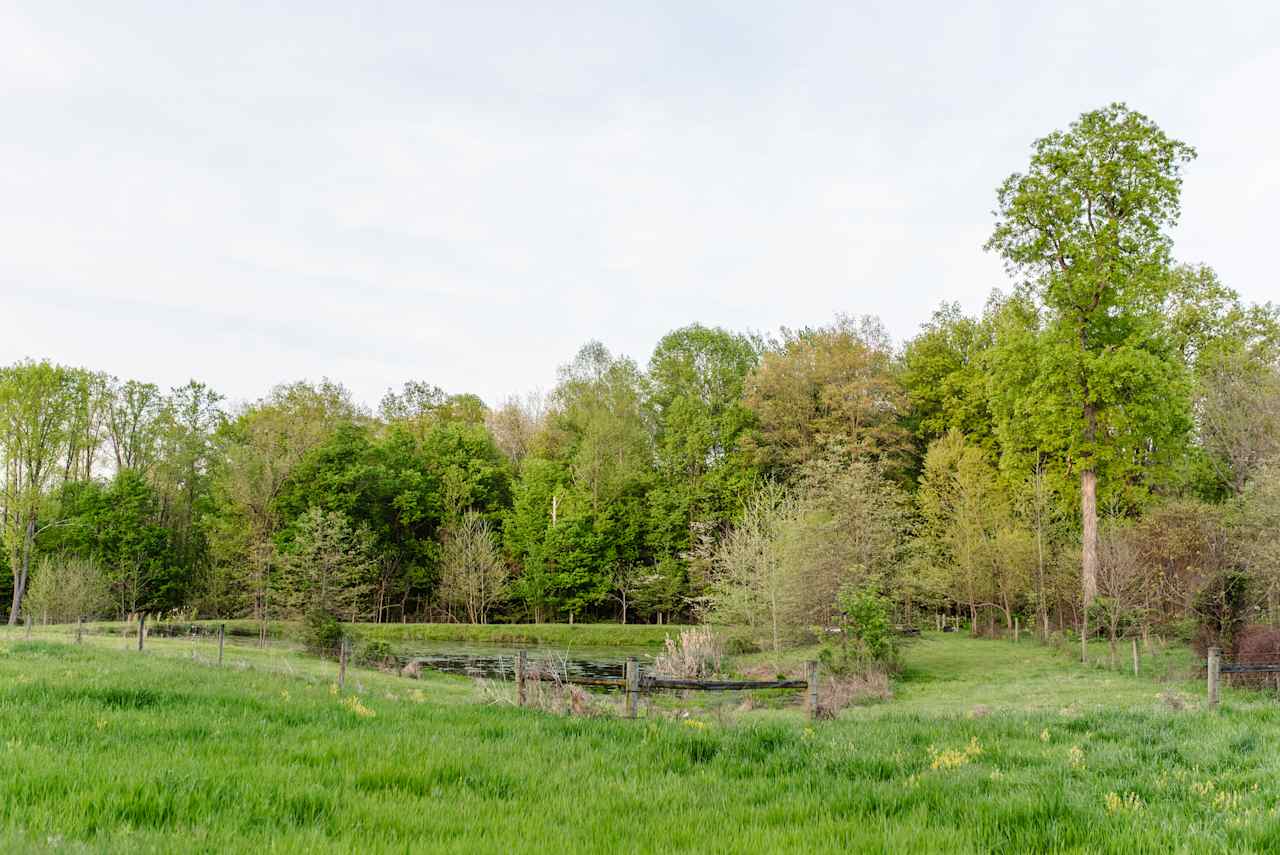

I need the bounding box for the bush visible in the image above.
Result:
[836,585,897,666]
[357,640,394,668]
[1192,569,1251,655]
[303,610,343,656]
[723,635,761,656]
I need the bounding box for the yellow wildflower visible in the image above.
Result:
[1105,791,1144,814]
[1067,745,1085,770]
[341,695,376,718]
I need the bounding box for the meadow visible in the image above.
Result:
[2,627,1279,853]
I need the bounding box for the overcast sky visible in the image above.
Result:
[3,2,1277,410]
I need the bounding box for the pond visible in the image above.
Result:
[387,640,659,682]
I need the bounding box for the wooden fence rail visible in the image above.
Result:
[1206,645,1280,708]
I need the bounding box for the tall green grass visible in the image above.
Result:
[1,632,1274,853]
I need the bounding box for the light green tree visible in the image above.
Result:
[701,481,799,662]
[23,555,110,624]
[439,511,508,624]
[277,506,376,623]
[917,431,1009,634]
[1,360,76,624]
[986,103,1196,612]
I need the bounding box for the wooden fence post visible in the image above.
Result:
[1207,647,1221,708]
[515,650,527,708]
[25,614,32,640]
[806,660,820,720]
[338,637,349,690]
[137,613,146,651]
[218,623,225,667]
[1014,617,1020,643]
[1131,637,1139,677]
[76,618,83,644]
[625,657,639,719]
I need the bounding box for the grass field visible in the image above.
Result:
[3,628,1278,853]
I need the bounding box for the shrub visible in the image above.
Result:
[358,640,394,668]
[836,585,896,666]
[1192,569,1251,654]
[723,635,761,656]
[303,609,343,656]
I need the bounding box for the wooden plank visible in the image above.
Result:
[560,676,626,688]
[642,677,808,691]
[1220,664,1280,673]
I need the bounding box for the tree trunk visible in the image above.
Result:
[1081,468,1098,606]
[7,517,35,625]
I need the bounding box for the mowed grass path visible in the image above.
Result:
[3,631,1280,853]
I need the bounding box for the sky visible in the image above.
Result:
[2,2,1278,410]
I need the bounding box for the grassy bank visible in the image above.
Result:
[2,630,1276,852]
[66,619,688,650]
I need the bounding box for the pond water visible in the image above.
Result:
[388,641,659,682]
[140,624,656,684]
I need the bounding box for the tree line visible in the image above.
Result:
[3,104,1278,649]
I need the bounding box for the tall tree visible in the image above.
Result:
[986,103,1196,609]
[153,380,224,574]
[646,324,758,568]
[206,380,360,631]
[743,315,907,480]
[1,360,75,624]
[105,378,164,473]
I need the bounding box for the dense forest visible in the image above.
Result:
[3,105,1278,651]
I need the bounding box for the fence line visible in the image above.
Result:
[4,623,824,720]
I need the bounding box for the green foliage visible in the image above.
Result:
[22,555,111,623]
[301,608,343,655]
[38,471,178,614]
[836,585,897,665]
[276,507,377,623]
[646,324,759,562]
[1192,569,1252,654]
[356,638,394,667]
[742,316,908,479]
